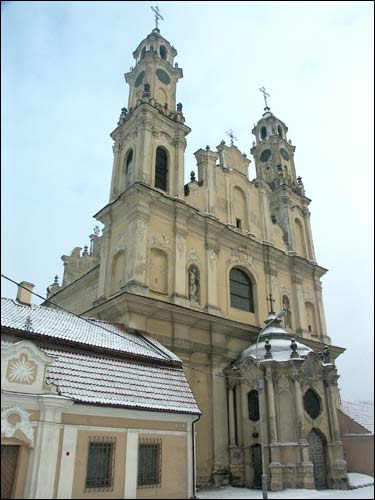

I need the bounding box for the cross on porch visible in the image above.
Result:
[266,293,275,314]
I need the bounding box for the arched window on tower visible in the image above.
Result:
[260,126,267,140]
[229,268,254,312]
[278,125,283,138]
[125,149,133,187]
[160,45,167,60]
[155,147,168,192]
[141,47,146,59]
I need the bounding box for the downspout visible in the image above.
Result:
[191,413,201,499]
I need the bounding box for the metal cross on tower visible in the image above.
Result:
[266,293,275,314]
[225,129,238,146]
[259,86,270,108]
[151,5,164,30]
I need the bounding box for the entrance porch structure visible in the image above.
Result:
[225,312,348,491]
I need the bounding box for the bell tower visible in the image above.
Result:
[251,89,316,262]
[109,16,190,202]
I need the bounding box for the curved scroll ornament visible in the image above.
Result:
[1,406,34,445]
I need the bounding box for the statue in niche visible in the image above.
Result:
[282,295,292,329]
[189,267,200,302]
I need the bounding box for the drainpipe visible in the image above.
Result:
[191,413,201,499]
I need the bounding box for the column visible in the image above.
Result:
[28,398,74,499]
[124,430,139,499]
[131,215,149,288]
[256,180,271,243]
[206,246,220,313]
[325,379,341,443]
[228,384,236,446]
[195,148,217,215]
[57,427,78,499]
[109,140,123,201]
[292,275,305,333]
[302,208,316,262]
[211,359,229,484]
[265,367,278,444]
[292,368,314,488]
[96,223,111,300]
[280,195,296,253]
[174,135,186,199]
[313,277,329,342]
[135,111,153,185]
[174,229,187,300]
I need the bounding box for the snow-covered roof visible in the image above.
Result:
[340,401,374,434]
[1,297,179,363]
[1,340,200,414]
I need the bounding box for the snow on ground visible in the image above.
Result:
[348,473,374,487]
[197,473,374,499]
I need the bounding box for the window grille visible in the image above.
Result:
[138,441,161,487]
[230,268,254,312]
[85,436,116,491]
[248,390,260,421]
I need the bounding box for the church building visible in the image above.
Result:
[44,22,349,492]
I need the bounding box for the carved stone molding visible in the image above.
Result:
[1,406,34,446]
[227,246,254,269]
[186,249,202,266]
[149,232,170,252]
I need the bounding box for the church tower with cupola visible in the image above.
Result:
[109,26,190,203]
[46,16,348,494]
[251,97,316,263]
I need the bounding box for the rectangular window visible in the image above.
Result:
[85,437,116,490]
[236,218,242,228]
[138,442,161,487]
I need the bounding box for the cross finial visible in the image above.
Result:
[225,129,238,146]
[259,86,270,109]
[266,293,275,314]
[151,5,163,31]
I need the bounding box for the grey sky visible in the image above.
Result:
[2,1,374,402]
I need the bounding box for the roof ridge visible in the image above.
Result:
[342,400,374,408]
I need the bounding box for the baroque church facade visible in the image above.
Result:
[46,26,348,491]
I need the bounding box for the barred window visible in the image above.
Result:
[85,437,116,490]
[155,147,168,191]
[248,390,260,421]
[138,442,161,487]
[230,268,254,312]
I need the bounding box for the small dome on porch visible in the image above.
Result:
[238,335,313,363]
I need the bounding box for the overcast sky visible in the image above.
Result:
[2,1,374,403]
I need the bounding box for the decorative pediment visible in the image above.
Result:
[1,341,56,394]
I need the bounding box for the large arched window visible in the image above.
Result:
[155,147,168,191]
[229,268,254,312]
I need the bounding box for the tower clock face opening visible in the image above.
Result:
[156,68,170,84]
[260,149,271,162]
[280,147,290,161]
